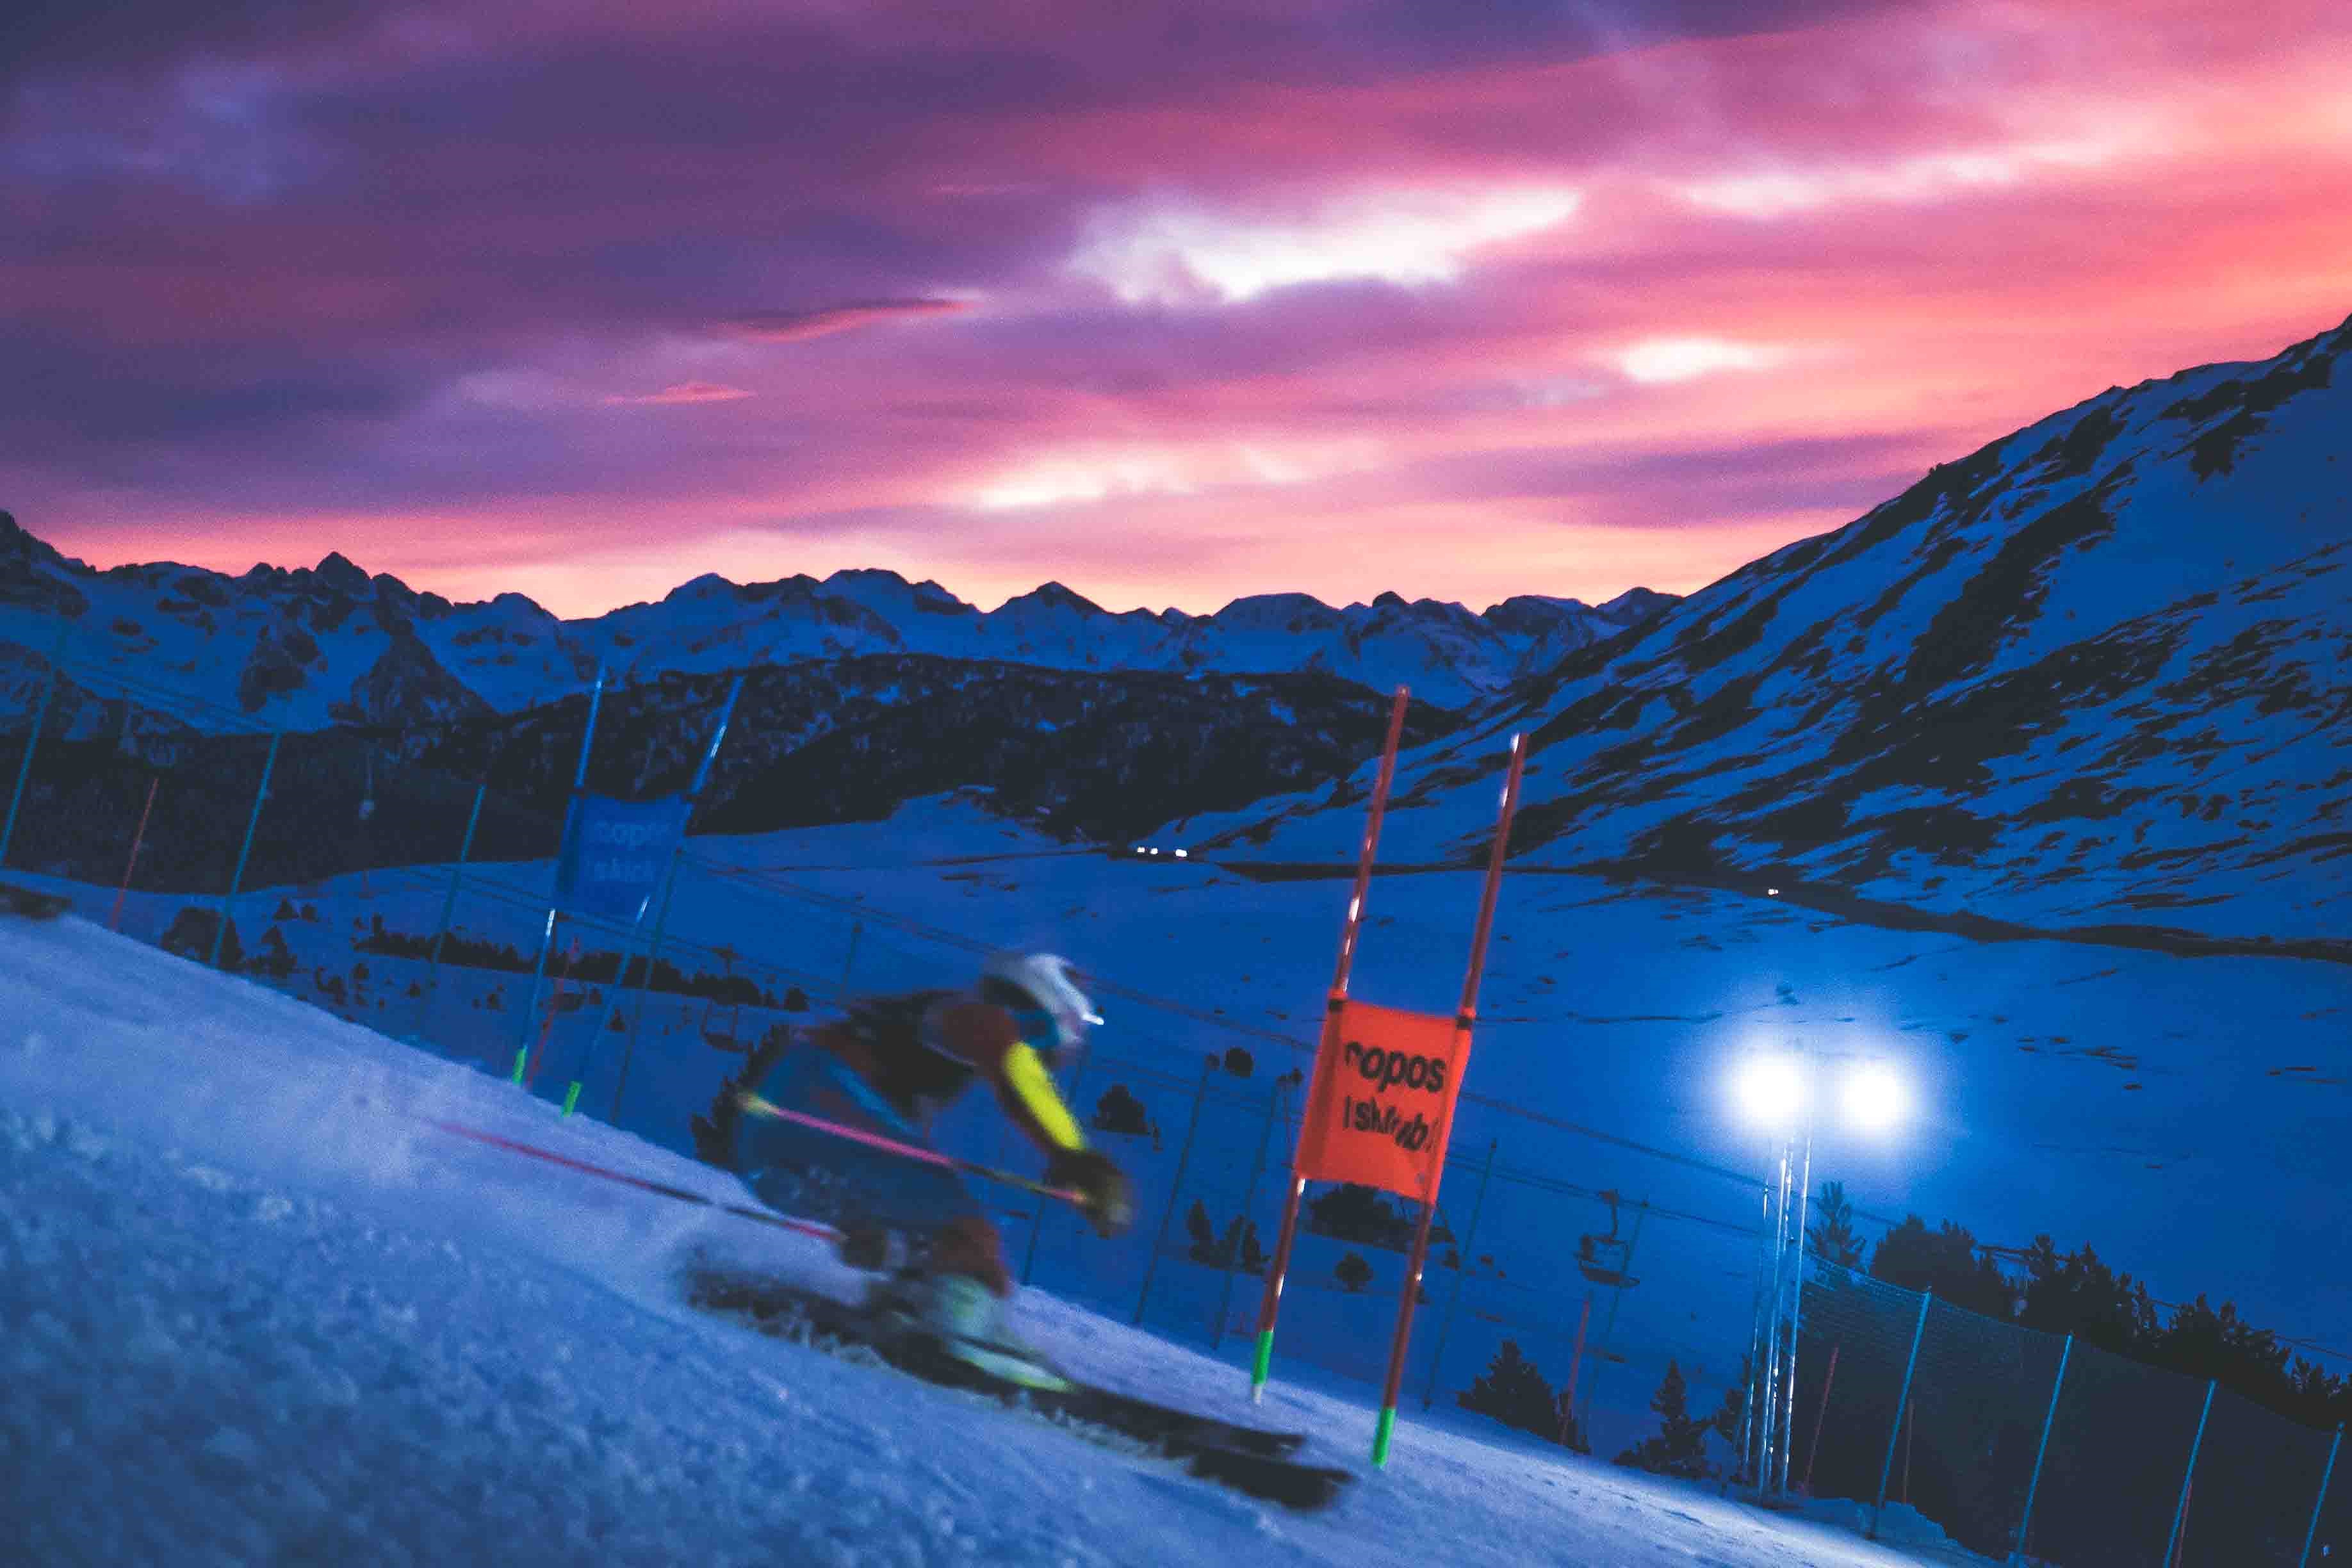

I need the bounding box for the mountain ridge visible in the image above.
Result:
[0,509,1673,726]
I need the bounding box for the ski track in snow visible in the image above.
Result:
[0,911,1943,1568]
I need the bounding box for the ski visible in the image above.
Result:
[682,1264,1353,1510]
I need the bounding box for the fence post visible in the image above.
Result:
[1870,1290,1931,1539]
[211,729,281,968]
[1420,1138,1498,1409]
[2011,1333,2072,1565]
[0,621,70,872]
[1133,1058,1214,1326]
[2162,1380,2216,1568]
[1211,1077,1286,1350]
[2299,1423,2342,1568]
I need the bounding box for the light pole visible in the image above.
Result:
[1732,1045,1908,1505]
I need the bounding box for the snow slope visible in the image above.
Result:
[17,778,2352,1475]
[1180,313,2352,949]
[1,904,1948,1568]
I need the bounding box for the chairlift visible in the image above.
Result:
[701,944,747,1052]
[1577,1189,1640,1289]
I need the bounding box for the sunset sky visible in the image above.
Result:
[6,0,2350,619]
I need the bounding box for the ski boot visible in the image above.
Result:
[863,1270,1073,1392]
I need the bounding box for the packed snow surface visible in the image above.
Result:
[1,908,1951,1567]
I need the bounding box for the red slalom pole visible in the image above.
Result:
[1251,685,1410,1405]
[1803,1343,1841,1496]
[1372,731,1524,1467]
[525,935,580,1089]
[1561,1292,1593,1446]
[108,775,158,933]
[425,1117,840,1241]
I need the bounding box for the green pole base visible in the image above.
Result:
[1250,1330,1274,1403]
[561,1081,582,1117]
[1372,1405,1398,1468]
[510,1047,528,1085]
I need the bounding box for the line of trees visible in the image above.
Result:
[1811,1180,2349,1429]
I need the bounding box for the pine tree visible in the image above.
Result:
[1186,1199,1221,1264]
[1807,1181,1864,1268]
[1458,1340,1581,1450]
[1614,1360,1712,1478]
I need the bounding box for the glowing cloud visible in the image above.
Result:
[1070,185,1581,305]
[603,381,755,406]
[1674,135,2137,219]
[1616,337,1779,384]
[972,437,1381,510]
[723,298,969,344]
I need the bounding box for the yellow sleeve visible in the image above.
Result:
[1000,1041,1087,1154]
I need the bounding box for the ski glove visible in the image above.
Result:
[1045,1148,1135,1238]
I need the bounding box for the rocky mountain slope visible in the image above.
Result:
[0,658,1460,892]
[0,511,1670,730]
[1178,313,2352,948]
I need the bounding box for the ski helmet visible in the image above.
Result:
[980,952,1101,1061]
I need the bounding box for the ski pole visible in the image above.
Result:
[735,1093,1088,1207]
[425,1118,839,1241]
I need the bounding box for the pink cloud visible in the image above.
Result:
[602,381,755,406]
[721,298,970,345]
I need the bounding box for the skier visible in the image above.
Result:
[696,952,1134,1383]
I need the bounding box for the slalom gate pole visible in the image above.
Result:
[108,775,158,933]
[424,1117,838,1241]
[1372,731,1523,1468]
[1251,685,1409,1406]
[419,782,486,1040]
[0,621,68,872]
[736,1093,1087,1207]
[579,676,739,1119]
[1421,1138,1498,1410]
[516,666,605,1082]
[212,728,281,969]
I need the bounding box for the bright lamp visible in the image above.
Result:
[1733,1054,1805,1129]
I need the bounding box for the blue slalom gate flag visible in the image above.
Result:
[555,794,692,924]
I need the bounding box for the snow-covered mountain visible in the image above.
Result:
[0,510,1670,730]
[1179,312,2352,949]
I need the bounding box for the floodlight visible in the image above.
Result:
[1733,1054,1805,1129]
[1838,1063,1908,1132]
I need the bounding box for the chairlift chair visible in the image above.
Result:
[1576,1189,1640,1289]
[701,944,747,1052]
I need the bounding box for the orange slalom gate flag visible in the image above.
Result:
[1296,999,1470,1202]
